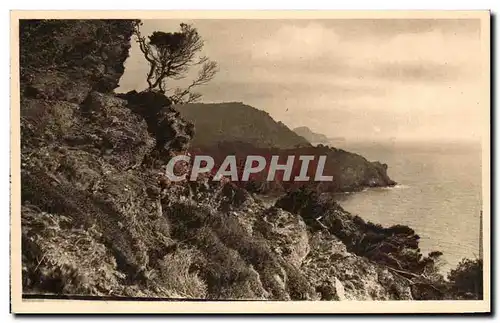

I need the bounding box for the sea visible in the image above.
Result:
[332,140,483,273]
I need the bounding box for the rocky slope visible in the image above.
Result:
[20,19,453,301]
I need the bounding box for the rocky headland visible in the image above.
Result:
[178,102,397,193]
[19,19,481,301]
[293,126,330,145]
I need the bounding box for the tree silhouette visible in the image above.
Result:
[134,21,218,104]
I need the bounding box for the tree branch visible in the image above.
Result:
[134,22,218,99]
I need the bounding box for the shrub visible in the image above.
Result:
[22,206,124,295]
[193,227,256,299]
[155,247,207,298]
[448,258,483,300]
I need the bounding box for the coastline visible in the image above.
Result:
[17,19,483,302]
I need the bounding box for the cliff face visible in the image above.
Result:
[20,20,135,102]
[20,20,428,300]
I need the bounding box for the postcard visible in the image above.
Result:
[10,10,491,314]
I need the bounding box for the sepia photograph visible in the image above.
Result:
[10,10,490,314]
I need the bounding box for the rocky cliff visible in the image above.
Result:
[20,20,451,301]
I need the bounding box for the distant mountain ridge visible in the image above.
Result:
[176,102,311,149]
[293,126,330,144]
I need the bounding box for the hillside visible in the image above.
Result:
[18,19,481,303]
[293,126,330,145]
[191,142,396,194]
[177,102,311,149]
[178,102,397,193]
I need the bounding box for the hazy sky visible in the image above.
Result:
[118,19,484,141]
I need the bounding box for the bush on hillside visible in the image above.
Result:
[448,258,483,300]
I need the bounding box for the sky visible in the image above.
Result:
[118,19,485,142]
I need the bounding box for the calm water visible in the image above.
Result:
[333,141,482,273]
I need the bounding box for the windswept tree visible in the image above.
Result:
[134,21,218,104]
